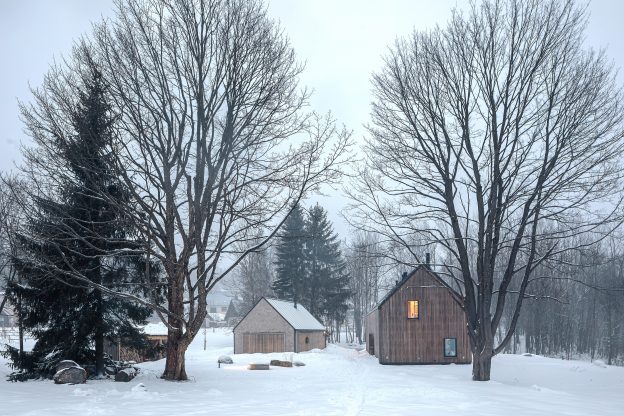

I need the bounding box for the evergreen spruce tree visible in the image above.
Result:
[4,63,157,380]
[272,204,307,306]
[305,204,350,327]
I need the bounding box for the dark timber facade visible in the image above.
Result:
[365,266,471,365]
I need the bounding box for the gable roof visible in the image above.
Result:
[374,265,463,311]
[232,297,326,332]
[264,298,325,331]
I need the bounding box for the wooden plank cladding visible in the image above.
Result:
[243,333,285,354]
[365,266,471,365]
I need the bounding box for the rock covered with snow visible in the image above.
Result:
[115,368,138,382]
[270,359,292,368]
[292,361,306,367]
[53,366,87,385]
[56,360,80,373]
[218,355,233,364]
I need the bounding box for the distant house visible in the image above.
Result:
[0,309,14,327]
[104,323,168,363]
[365,265,471,365]
[233,298,326,354]
[224,299,242,326]
[0,294,16,328]
[207,291,232,314]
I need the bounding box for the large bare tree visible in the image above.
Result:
[348,0,624,380]
[345,231,383,344]
[0,176,18,316]
[85,0,351,380]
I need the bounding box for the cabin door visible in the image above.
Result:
[369,334,375,355]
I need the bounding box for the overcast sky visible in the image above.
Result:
[1,0,623,235]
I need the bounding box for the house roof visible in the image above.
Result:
[141,322,168,336]
[265,298,325,331]
[207,312,225,322]
[374,265,463,312]
[232,297,326,332]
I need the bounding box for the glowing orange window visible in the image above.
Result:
[407,300,419,319]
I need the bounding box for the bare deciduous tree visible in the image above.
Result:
[87,0,351,380]
[345,232,383,344]
[0,174,28,356]
[348,0,624,380]
[226,233,275,318]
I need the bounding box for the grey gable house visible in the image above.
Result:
[233,298,326,354]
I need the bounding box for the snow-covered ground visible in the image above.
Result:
[1,329,623,416]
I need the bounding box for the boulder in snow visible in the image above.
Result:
[115,368,137,382]
[293,361,306,367]
[592,360,607,368]
[218,355,233,364]
[56,360,80,373]
[54,366,87,385]
[270,359,292,368]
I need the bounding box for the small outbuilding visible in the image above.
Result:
[365,265,471,365]
[104,323,167,363]
[233,298,326,354]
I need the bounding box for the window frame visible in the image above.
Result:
[443,337,457,358]
[407,300,419,319]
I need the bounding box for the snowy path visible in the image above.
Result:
[1,330,623,415]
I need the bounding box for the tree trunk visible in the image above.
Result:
[162,278,188,381]
[95,288,104,377]
[18,314,24,367]
[95,330,104,377]
[472,349,493,381]
[471,315,494,381]
[17,271,24,366]
[354,306,362,344]
[162,336,188,381]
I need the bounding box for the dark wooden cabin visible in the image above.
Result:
[365,265,471,365]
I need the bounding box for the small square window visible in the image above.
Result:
[407,300,419,319]
[444,338,457,357]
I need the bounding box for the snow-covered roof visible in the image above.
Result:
[141,322,168,336]
[265,298,325,331]
[207,312,226,322]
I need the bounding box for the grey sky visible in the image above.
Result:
[1,0,623,234]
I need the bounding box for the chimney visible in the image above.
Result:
[425,253,431,268]
[401,272,407,281]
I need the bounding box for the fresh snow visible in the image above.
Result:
[141,322,168,336]
[264,298,325,330]
[1,329,623,415]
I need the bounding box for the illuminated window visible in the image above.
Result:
[407,300,419,319]
[444,338,457,357]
